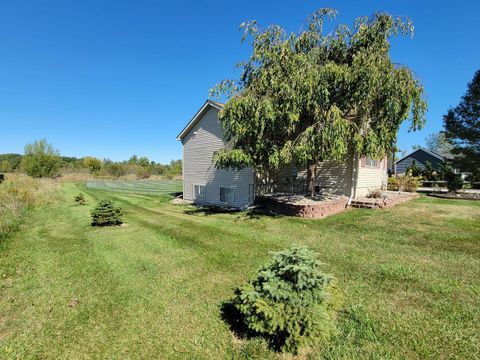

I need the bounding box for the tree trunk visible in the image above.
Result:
[307,162,316,197]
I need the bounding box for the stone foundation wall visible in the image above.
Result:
[257,191,419,219]
[350,192,419,209]
[257,196,349,219]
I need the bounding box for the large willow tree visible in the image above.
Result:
[211,9,426,194]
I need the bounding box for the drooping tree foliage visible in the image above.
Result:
[211,9,426,194]
[443,70,480,180]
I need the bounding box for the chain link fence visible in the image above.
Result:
[85,180,182,195]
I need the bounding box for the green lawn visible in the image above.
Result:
[1,183,479,359]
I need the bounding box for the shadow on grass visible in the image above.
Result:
[183,206,242,216]
[242,207,284,219]
[184,205,284,220]
[220,300,254,339]
[219,299,285,352]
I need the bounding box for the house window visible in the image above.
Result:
[248,184,255,203]
[365,156,378,167]
[194,185,206,201]
[220,187,234,204]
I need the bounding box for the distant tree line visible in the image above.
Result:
[0,139,182,179]
[0,153,23,173]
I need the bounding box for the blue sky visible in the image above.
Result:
[1,0,478,163]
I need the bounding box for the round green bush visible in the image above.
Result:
[91,199,124,226]
[230,246,340,354]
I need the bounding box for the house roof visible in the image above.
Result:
[176,100,224,141]
[394,148,448,164]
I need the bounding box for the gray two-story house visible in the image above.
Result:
[177,100,388,208]
[394,148,450,174]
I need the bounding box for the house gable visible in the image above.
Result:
[178,101,254,208]
[395,148,445,174]
[177,100,224,141]
[395,148,444,165]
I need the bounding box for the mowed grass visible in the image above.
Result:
[0,183,479,359]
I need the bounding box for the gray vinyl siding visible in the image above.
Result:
[258,159,354,196]
[317,160,353,196]
[395,150,443,174]
[181,107,254,208]
[180,103,386,204]
[242,155,385,199]
[279,157,386,198]
[297,160,353,196]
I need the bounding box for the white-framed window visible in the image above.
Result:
[194,185,206,201]
[365,156,378,168]
[220,187,234,204]
[248,184,255,203]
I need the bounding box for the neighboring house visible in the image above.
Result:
[177,100,388,208]
[394,148,450,174]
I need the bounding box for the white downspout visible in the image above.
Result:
[348,153,359,206]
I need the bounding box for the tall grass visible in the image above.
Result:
[0,174,58,244]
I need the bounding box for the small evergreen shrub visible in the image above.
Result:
[91,199,124,226]
[229,246,340,354]
[444,171,463,193]
[422,161,437,181]
[437,160,453,180]
[74,193,86,205]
